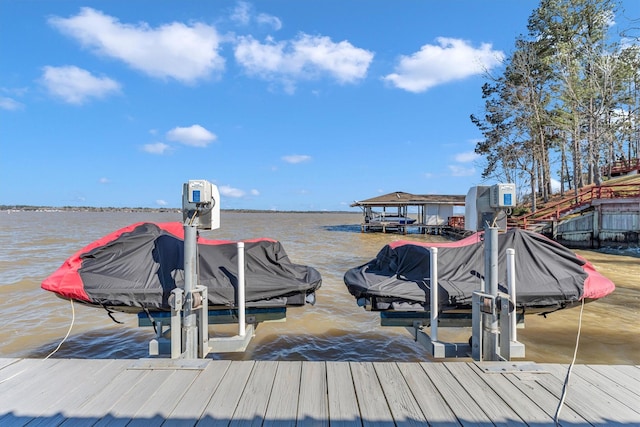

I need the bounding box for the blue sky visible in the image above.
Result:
[2,1,638,211]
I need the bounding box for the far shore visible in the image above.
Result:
[0,205,358,215]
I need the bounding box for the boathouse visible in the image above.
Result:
[351,191,466,234]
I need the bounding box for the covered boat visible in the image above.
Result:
[42,222,322,312]
[344,228,614,313]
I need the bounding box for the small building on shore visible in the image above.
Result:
[351,191,466,234]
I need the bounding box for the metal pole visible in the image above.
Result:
[483,224,499,360]
[237,242,246,337]
[170,288,183,359]
[430,247,438,342]
[506,248,517,341]
[183,224,198,358]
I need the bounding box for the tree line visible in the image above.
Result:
[471,0,639,212]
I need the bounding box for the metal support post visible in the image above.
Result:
[430,247,438,343]
[506,248,517,341]
[483,224,499,361]
[170,288,183,359]
[505,248,525,358]
[237,242,246,337]
[197,286,209,358]
[183,224,198,359]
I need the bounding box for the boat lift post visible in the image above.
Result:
[483,224,500,360]
[182,222,199,359]
[404,183,525,361]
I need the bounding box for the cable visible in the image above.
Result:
[188,209,198,226]
[0,298,76,385]
[44,298,76,360]
[554,297,585,425]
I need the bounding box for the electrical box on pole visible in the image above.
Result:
[182,180,220,230]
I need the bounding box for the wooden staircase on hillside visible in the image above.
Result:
[510,177,640,232]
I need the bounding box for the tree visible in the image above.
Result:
[472,0,637,208]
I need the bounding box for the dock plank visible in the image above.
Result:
[443,362,524,426]
[24,359,129,427]
[575,365,640,411]
[164,360,231,427]
[0,358,19,370]
[263,361,302,427]
[198,361,255,427]
[540,363,640,425]
[611,364,640,385]
[92,368,177,427]
[396,362,459,425]
[0,358,64,402]
[350,362,394,427]
[326,361,360,427]
[588,364,640,397]
[230,360,279,427]
[502,367,586,425]
[128,369,201,427]
[60,365,151,426]
[420,362,493,426]
[373,362,426,426]
[466,363,554,425]
[1,359,639,426]
[297,361,329,427]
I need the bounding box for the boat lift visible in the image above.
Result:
[392,184,526,361]
[140,180,283,359]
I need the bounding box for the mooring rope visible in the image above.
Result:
[554,297,585,425]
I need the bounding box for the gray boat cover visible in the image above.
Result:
[344,228,614,312]
[42,222,322,311]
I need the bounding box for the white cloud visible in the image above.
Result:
[220,185,245,198]
[0,96,23,111]
[256,13,282,31]
[166,125,217,147]
[231,2,282,30]
[156,199,168,206]
[250,189,260,196]
[98,177,110,184]
[49,7,224,84]
[383,37,504,93]
[454,151,480,163]
[231,2,252,25]
[282,154,311,164]
[40,65,120,104]
[448,164,476,177]
[234,33,373,91]
[143,142,171,154]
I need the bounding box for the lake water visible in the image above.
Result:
[1,210,638,364]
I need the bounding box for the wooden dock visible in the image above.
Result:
[359,222,453,235]
[1,358,639,426]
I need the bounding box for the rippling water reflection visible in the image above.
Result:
[1,210,638,363]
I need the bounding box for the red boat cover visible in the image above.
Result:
[42,222,322,310]
[344,228,614,311]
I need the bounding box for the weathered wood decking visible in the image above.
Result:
[1,358,639,426]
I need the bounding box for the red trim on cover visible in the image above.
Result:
[385,231,614,301]
[154,222,276,245]
[41,222,278,302]
[41,222,147,302]
[388,232,483,250]
[577,255,616,299]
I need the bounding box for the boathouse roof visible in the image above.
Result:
[350,191,465,207]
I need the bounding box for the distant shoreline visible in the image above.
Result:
[0,205,357,215]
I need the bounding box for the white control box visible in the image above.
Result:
[490,183,516,208]
[182,180,220,230]
[187,180,213,204]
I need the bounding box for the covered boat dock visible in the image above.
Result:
[351,191,466,234]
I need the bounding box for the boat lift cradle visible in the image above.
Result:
[137,180,284,359]
[381,225,526,361]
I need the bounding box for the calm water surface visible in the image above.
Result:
[1,211,638,363]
